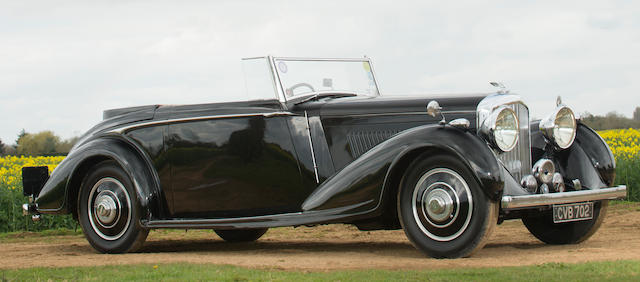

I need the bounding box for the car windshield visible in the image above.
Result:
[274,59,380,99]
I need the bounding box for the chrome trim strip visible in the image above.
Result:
[441,110,477,114]
[501,186,627,209]
[268,55,288,103]
[305,111,320,183]
[273,57,374,62]
[323,110,475,118]
[242,56,267,60]
[108,111,295,133]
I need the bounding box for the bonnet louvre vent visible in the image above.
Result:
[347,130,400,158]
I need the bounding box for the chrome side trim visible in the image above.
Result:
[305,111,320,183]
[501,186,627,210]
[322,110,475,118]
[108,111,295,133]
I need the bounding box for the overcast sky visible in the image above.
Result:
[1,1,639,144]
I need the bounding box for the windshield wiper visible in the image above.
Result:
[293,92,358,105]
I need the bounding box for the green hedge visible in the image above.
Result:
[0,186,76,233]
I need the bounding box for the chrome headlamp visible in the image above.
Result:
[480,106,519,152]
[539,106,577,149]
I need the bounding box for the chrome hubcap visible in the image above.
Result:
[412,168,473,242]
[88,177,131,241]
[424,188,454,223]
[94,191,119,227]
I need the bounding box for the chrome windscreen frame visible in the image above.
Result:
[266,56,382,106]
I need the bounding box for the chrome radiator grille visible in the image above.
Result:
[498,103,532,182]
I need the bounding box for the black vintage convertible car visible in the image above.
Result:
[22,56,626,258]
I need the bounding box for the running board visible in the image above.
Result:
[142,203,370,229]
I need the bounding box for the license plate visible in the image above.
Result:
[553,202,594,223]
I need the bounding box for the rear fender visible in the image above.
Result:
[301,124,504,213]
[35,136,163,220]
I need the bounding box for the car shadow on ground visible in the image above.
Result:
[51,238,546,257]
[484,241,546,250]
[135,239,422,256]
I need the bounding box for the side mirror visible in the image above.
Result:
[426,100,442,118]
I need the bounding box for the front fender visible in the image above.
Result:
[35,136,163,219]
[543,122,616,189]
[301,124,504,212]
[531,121,615,189]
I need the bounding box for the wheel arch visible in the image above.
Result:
[61,136,164,220]
[73,136,164,219]
[67,155,112,219]
[377,141,503,229]
[302,125,504,225]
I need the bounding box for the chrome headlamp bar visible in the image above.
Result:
[539,106,577,150]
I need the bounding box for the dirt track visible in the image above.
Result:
[1,203,639,271]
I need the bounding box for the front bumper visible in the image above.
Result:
[501,185,627,210]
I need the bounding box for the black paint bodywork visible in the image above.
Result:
[530,121,616,190]
[28,93,615,230]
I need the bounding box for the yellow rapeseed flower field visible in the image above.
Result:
[597,128,640,161]
[0,156,64,191]
[0,155,68,232]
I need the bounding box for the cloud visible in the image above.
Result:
[0,1,639,144]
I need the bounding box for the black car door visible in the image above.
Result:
[165,102,306,218]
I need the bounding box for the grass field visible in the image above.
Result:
[1,260,639,281]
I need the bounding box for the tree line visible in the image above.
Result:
[0,130,79,157]
[581,106,640,131]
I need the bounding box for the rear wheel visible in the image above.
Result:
[78,160,148,253]
[397,154,498,258]
[522,201,608,244]
[214,228,268,242]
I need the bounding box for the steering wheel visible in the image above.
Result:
[286,82,315,97]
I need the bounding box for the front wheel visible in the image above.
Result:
[78,160,148,253]
[522,201,608,244]
[397,154,498,258]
